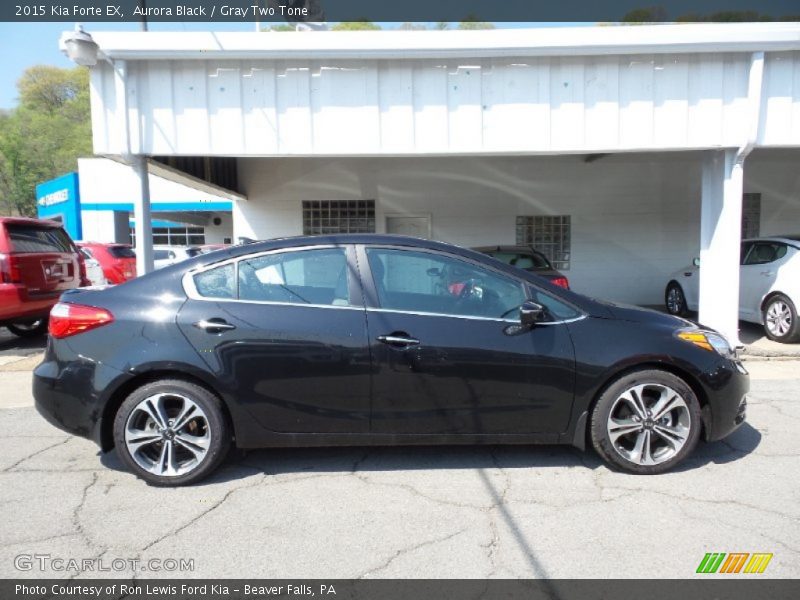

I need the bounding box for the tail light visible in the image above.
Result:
[49,303,114,339]
[0,253,22,284]
[550,276,570,289]
[76,253,91,287]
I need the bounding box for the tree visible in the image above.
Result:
[458,16,495,30]
[331,21,381,31]
[0,65,92,217]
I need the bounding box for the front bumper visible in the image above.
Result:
[701,358,749,442]
[33,354,131,449]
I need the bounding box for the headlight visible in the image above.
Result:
[677,330,736,359]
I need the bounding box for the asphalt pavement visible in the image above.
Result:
[0,328,798,579]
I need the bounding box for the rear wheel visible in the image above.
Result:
[591,370,702,474]
[763,294,800,343]
[113,379,231,486]
[664,282,688,316]
[7,318,48,338]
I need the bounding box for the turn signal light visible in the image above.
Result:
[677,331,714,352]
[49,303,114,339]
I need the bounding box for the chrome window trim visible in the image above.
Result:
[366,306,585,326]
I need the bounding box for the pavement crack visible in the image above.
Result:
[358,528,467,578]
[3,438,70,472]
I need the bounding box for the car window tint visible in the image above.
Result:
[744,242,783,265]
[238,248,351,306]
[366,248,525,320]
[108,246,135,259]
[7,225,73,253]
[193,263,236,299]
[489,251,550,270]
[740,242,753,264]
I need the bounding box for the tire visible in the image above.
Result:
[664,282,688,316]
[113,379,231,486]
[762,294,800,344]
[590,369,702,475]
[7,318,48,338]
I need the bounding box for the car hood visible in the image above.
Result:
[596,300,695,329]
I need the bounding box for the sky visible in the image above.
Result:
[0,21,584,110]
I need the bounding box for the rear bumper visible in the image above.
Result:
[702,358,749,442]
[33,355,131,449]
[0,284,56,323]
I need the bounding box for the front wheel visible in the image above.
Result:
[7,318,48,338]
[763,294,800,343]
[113,379,231,486]
[590,370,702,474]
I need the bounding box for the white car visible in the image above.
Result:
[665,236,800,343]
[78,248,107,287]
[153,245,203,270]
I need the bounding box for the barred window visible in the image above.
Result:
[742,193,761,239]
[302,200,375,235]
[516,215,571,270]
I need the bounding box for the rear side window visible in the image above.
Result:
[108,246,136,259]
[7,225,74,253]
[193,264,236,299]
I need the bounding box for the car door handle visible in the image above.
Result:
[194,319,236,333]
[761,271,775,276]
[377,333,420,347]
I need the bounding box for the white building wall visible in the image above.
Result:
[236,154,705,305]
[746,150,800,236]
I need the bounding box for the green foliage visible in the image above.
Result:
[263,24,297,32]
[458,16,495,30]
[331,21,381,31]
[0,65,91,217]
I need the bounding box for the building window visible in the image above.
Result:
[742,193,761,239]
[130,226,205,246]
[302,200,375,235]
[516,215,571,270]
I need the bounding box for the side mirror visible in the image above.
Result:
[692,257,700,267]
[520,300,546,328]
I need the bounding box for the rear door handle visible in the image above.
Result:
[194,319,236,333]
[377,333,420,347]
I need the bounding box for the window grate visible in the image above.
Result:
[302,200,376,235]
[516,215,571,270]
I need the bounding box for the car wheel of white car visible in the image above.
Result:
[763,294,800,344]
[665,282,688,316]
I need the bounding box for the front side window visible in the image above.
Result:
[238,247,352,306]
[366,248,525,320]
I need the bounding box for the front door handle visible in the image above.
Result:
[194,319,236,333]
[761,271,775,276]
[377,333,420,347]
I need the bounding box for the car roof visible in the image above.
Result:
[0,216,64,228]
[473,245,542,254]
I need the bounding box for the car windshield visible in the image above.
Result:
[488,251,551,270]
[108,246,136,259]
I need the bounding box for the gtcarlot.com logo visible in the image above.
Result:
[14,554,195,573]
[696,552,773,574]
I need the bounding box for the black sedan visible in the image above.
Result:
[473,245,570,289]
[33,235,748,486]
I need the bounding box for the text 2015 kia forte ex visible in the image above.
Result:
[33,235,749,486]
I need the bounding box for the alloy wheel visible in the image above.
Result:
[606,383,691,466]
[766,300,792,337]
[124,393,211,477]
[666,286,685,315]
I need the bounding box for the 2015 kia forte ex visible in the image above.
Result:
[33,235,749,486]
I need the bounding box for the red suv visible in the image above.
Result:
[77,242,137,284]
[0,217,90,337]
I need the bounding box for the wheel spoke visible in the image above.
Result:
[619,385,648,420]
[630,429,654,465]
[653,424,689,450]
[608,417,642,442]
[139,395,169,430]
[172,401,199,432]
[174,432,209,462]
[125,431,161,454]
[651,390,682,421]
[158,440,178,475]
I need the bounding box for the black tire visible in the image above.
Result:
[113,379,231,486]
[590,369,702,475]
[762,293,800,344]
[664,282,688,316]
[7,318,48,338]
